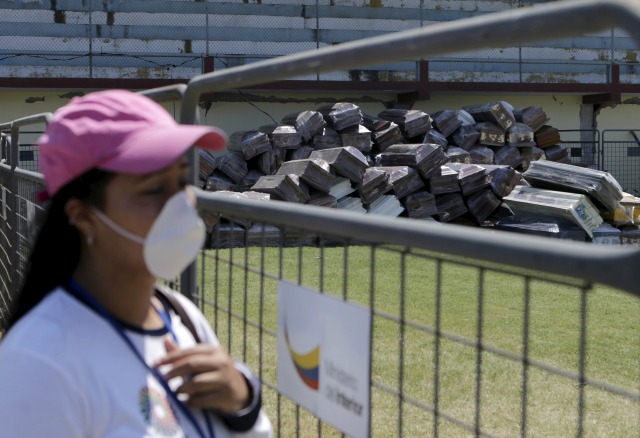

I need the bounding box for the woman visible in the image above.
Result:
[0,90,272,437]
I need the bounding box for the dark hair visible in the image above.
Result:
[7,169,114,330]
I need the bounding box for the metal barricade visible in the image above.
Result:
[196,192,639,437]
[0,114,51,330]
[177,0,640,436]
[602,129,640,196]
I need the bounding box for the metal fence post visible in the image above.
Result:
[180,92,201,303]
[88,1,93,79]
[8,124,19,298]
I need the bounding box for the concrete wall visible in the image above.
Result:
[3,89,640,140]
[3,88,640,192]
[199,93,617,135]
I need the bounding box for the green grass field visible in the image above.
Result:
[198,245,640,437]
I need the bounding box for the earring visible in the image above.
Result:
[87,234,94,246]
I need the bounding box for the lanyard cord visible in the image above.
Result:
[64,279,214,438]
[152,301,178,343]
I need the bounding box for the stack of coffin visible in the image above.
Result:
[446,147,470,163]
[199,150,217,180]
[378,109,432,139]
[494,216,588,241]
[250,174,309,203]
[424,129,448,148]
[468,146,494,164]
[514,106,550,132]
[198,99,640,245]
[376,143,449,179]
[620,225,640,244]
[365,113,404,152]
[379,166,425,199]
[591,222,622,245]
[431,110,462,137]
[275,159,336,193]
[503,185,603,238]
[309,146,369,183]
[476,122,505,147]
[463,101,516,131]
[429,165,460,195]
[367,195,405,217]
[447,163,491,196]
[205,191,271,248]
[535,125,562,148]
[533,125,568,164]
[198,101,546,228]
[449,110,480,151]
[435,193,468,223]
[337,196,367,213]
[317,102,363,131]
[522,160,623,212]
[271,125,302,149]
[404,191,438,219]
[358,167,393,205]
[281,110,326,142]
[313,128,342,150]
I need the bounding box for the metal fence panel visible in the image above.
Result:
[195,192,640,437]
[175,3,640,434]
[602,129,640,196]
[0,114,50,330]
[1,2,640,436]
[558,129,601,169]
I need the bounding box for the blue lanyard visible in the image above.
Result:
[64,279,215,438]
[153,301,178,342]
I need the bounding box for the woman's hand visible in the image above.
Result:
[154,339,251,413]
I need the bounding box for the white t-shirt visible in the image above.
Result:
[0,286,272,438]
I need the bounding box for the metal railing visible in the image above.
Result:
[1,0,640,436]
[195,191,640,437]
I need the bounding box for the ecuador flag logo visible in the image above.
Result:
[284,323,320,391]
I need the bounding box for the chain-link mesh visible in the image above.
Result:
[601,130,640,196]
[558,129,601,169]
[1,1,637,84]
[0,167,46,331]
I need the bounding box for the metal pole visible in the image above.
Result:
[9,123,19,298]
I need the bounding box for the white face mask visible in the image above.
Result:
[91,191,206,280]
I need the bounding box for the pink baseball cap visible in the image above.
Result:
[39,89,227,198]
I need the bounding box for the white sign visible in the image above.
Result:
[277,280,371,438]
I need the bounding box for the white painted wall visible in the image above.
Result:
[2,89,639,144]
[3,88,640,191]
[199,93,588,135]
